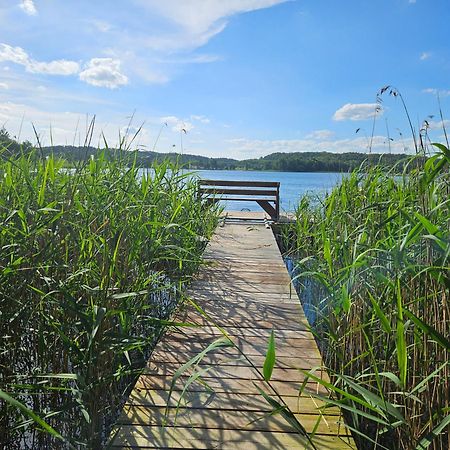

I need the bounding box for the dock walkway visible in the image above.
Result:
[111,220,356,449]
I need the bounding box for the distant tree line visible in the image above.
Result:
[0,128,420,172]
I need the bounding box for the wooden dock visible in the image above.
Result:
[110,219,356,449]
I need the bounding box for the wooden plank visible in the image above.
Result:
[257,199,278,219]
[148,350,323,370]
[204,197,276,203]
[164,326,313,339]
[150,332,321,355]
[187,291,301,304]
[110,222,356,449]
[201,261,287,271]
[200,180,280,188]
[199,181,280,219]
[181,298,303,313]
[110,426,355,449]
[144,340,321,360]
[135,375,327,397]
[201,188,278,197]
[143,364,321,383]
[118,405,351,436]
[174,309,310,331]
[189,280,295,295]
[178,305,309,323]
[195,272,292,284]
[127,389,339,415]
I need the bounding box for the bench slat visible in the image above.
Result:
[205,197,276,202]
[200,180,280,188]
[199,179,280,220]
[201,188,278,197]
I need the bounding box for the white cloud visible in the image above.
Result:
[28,60,80,75]
[137,0,288,52]
[160,115,194,132]
[19,0,37,16]
[0,99,422,159]
[0,44,79,75]
[423,88,450,97]
[6,1,288,87]
[0,44,28,65]
[0,101,83,145]
[142,0,287,35]
[333,103,382,121]
[225,135,412,159]
[0,82,9,89]
[0,44,127,87]
[420,52,431,61]
[79,58,128,89]
[0,101,139,147]
[305,129,334,140]
[160,54,221,64]
[159,113,210,133]
[191,114,210,124]
[426,119,450,131]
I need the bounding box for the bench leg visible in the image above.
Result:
[256,200,277,220]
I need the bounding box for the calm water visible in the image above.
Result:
[192,170,344,212]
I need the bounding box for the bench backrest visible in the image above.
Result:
[199,179,280,220]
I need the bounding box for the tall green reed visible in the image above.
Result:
[0,144,219,448]
[278,147,449,449]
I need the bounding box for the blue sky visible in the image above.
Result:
[0,0,449,158]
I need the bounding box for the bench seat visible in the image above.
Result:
[199,179,280,220]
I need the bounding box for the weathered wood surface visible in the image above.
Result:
[200,181,280,220]
[111,223,356,449]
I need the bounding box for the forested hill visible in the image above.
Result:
[45,146,420,172]
[39,146,415,172]
[1,130,416,172]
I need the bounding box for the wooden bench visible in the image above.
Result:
[199,179,280,220]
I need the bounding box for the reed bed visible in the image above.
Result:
[0,145,219,448]
[278,145,450,449]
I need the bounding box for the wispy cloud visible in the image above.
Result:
[0,44,79,75]
[3,1,289,88]
[224,135,412,158]
[426,119,450,131]
[138,0,288,47]
[0,97,422,159]
[159,113,211,133]
[420,51,431,61]
[423,88,450,97]
[19,0,37,16]
[160,54,221,64]
[305,129,334,140]
[0,101,139,147]
[191,115,210,124]
[333,103,382,121]
[0,44,129,89]
[160,116,194,133]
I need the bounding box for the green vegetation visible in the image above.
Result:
[278,145,450,449]
[49,146,416,172]
[0,140,219,448]
[1,128,415,173]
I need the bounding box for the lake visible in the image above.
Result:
[191,170,345,212]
